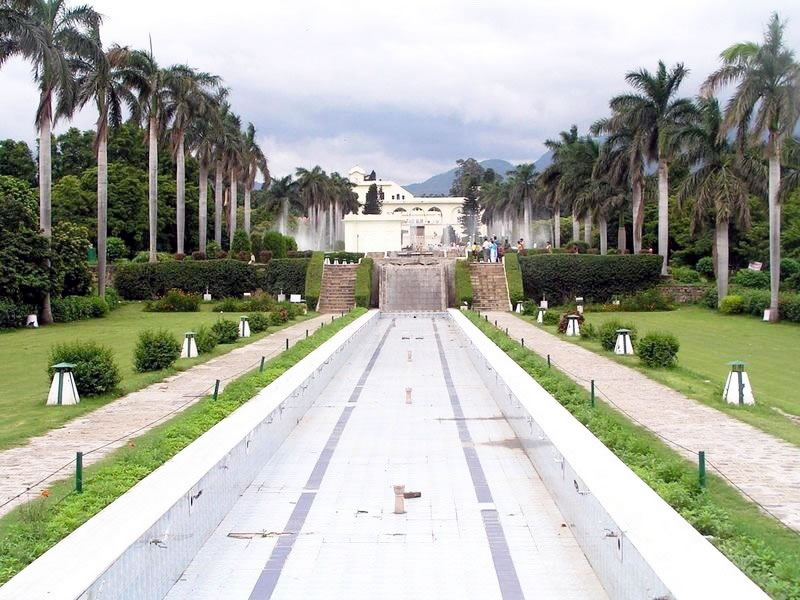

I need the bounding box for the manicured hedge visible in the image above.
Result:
[504,252,524,305]
[51,295,109,322]
[355,257,373,307]
[0,300,30,329]
[455,259,473,307]
[114,259,309,300]
[304,251,324,310]
[519,254,663,303]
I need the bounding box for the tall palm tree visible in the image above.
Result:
[507,163,538,244]
[542,126,582,243]
[605,61,696,273]
[211,99,232,246]
[704,13,800,321]
[676,97,762,304]
[559,135,600,245]
[781,136,800,200]
[296,165,331,247]
[163,65,221,255]
[74,43,136,297]
[2,0,101,322]
[241,122,269,235]
[221,110,244,249]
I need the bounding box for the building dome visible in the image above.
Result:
[348,166,366,184]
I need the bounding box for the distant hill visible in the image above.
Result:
[404,159,515,196]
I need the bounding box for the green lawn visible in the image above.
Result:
[525,305,800,447]
[0,303,317,451]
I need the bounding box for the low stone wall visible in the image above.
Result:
[658,283,709,304]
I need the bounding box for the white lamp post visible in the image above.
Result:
[565,315,581,336]
[539,295,548,309]
[723,361,755,406]
[239,316,251,338]
[47,362,80,406]
[536,307,545,324]
[515,302,523,314]
[181,332,198,358]
[575,296,584,315]
[614,328,634,355]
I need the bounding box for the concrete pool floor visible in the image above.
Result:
[164,315,606,599]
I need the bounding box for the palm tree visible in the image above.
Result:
[507,164,538,244]
[241,123,269,235]
[542,126,582,243]
[2,0,101,322]
[704,13,800,321]
[211,99,232,245]
[559,135,600,245]
[296,165,331,247]
[221,110,244,249]
[124,44,172,262]
[74,43,136,297]
[781,136,800,200]
[605,61,696,273]
[163,65,221,255]
[676,97,762,304]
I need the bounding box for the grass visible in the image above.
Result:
[522,305,800,448]
[0,308,365,584]
[0,302,317,451]
[467,311,800,599]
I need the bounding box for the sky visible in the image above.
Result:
[1,0,799,185]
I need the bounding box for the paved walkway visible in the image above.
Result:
[486,311,800,533]
[0,314,333,517]
[165,315,606,599]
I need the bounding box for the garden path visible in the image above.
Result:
[485,311,800,534]
[0,313,333,518]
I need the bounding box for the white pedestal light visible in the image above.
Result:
[181,331,198,359]
[536,307,545,324]
[575,296,584,315]
[540,295,548,310]
[239,316,251,338]
[566,315,581,337]
[26,314,39,328]
[763,309,770,321]
[47,362,80,406]
[723,361,755,406]
[515,302,523,314]
[614,328,635,355]
[277,289,286,302]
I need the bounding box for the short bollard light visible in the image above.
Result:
[536,307,545,324]
[47,362,80,406]
[181,331,198,359]
[515,302,523,314]
[203,288,212,302]
[763,308,770,322]
[565,315,581,337]
[614,328,635,355]
[239,316,251,338]
[575,297,584,315]
[723,361,755,406]
[26,314,39,328]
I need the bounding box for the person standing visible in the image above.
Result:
[482,237,490,262]
[517,238,525,253]
[490,237,498,263]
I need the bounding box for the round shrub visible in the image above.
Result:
[581,322,597,339]
[638,332,679,368]
[542,310,561,326]
[191,251,207,261]
[214,298,242,312]
[231,230,251,254]
[106,236,127,261]
[250,233,263,255]
[598,320,638,351]
[284,235,298,253]
[88,295,110,318]
[194,325,219,353]
[134,329,181,372]
[206,241,222,259]
[269,307,290,326]
[731,269,769,289]
[144,289,201,312]
[565,240,589,253]
[703,287,719,309]
[670,266,701,283]
[217,250,228,259]
[263,231,287,258]
[780,258,800,280]
[248,312,269,333]
[49,341,120,395]
[719,294,745,314]
[237,251,250,262]
[211,318,239,344]
[740,289,770,315]
[696,256,714,278]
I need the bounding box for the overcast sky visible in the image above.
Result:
[1,0,799,184]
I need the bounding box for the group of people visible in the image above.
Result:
[470,236,521,262]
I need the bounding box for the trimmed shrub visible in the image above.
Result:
[217,250,228,259]
[598,320,638,351]
[256,258,309,295]
[106,237,127,261]
[780,258,800,280]
[304,251,324,309]
[144,289,201,312]
[115,260,259,300]
[638,332,679,368]
[231,230,251,254]
[277,301,302,319]
[236,251,250,262]
[522,300,537,315]
[206,241,222,259]
[355,257,373,307]
[269,308,290,326]
[542,310,561,326]
[258,250,273,264]
[696,256,715,278]
[739,288,769,315]
[670,266,701,283]
[132,251,175,263]
[504,253,524,304]
[284,235,298,253]
[288,250,314,258]
[581,322,597,339]
[214,297,241,312]
[48,341,120,396]
[703,287,719,309]
[134,329,181,372]
[174,253,186,261]
[719,294,745,314]
[263,231,287,258]
[211,318,239,344]
[557,311,584,333]
[194,325,219,354]
[455,259,473,307]
[51,295,109,322]
[619,289,675,312]
[565,240,589,253]
[248,312,269,333]
[0,300,28,329]
[731,269,769,289]
[781,294,800,322]
[250,233,263,256]
[519,254,663,304]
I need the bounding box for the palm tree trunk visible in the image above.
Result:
[571,207,580,241]
[583,215,592,245]
[599,216,608,255]
[617,214,626,252]
[632,179,643,254]
[716,217,729,306]
[97,125,108,297]
[553,205,560,248]
[148,115,158,263]
[214,160,223,245]
[39,105,53,324]
[244,183,251,235]
[229,173,238,250]
[176,135,186,255]
[768,147,781,322]
[657,158,669,275]
[198,162,208,254]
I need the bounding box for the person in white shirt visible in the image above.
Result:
[482,237,490,262]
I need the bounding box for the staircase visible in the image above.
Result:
[317,264,357,313]
[469,262,511,311]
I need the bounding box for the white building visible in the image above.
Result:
[343,166,484,253]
